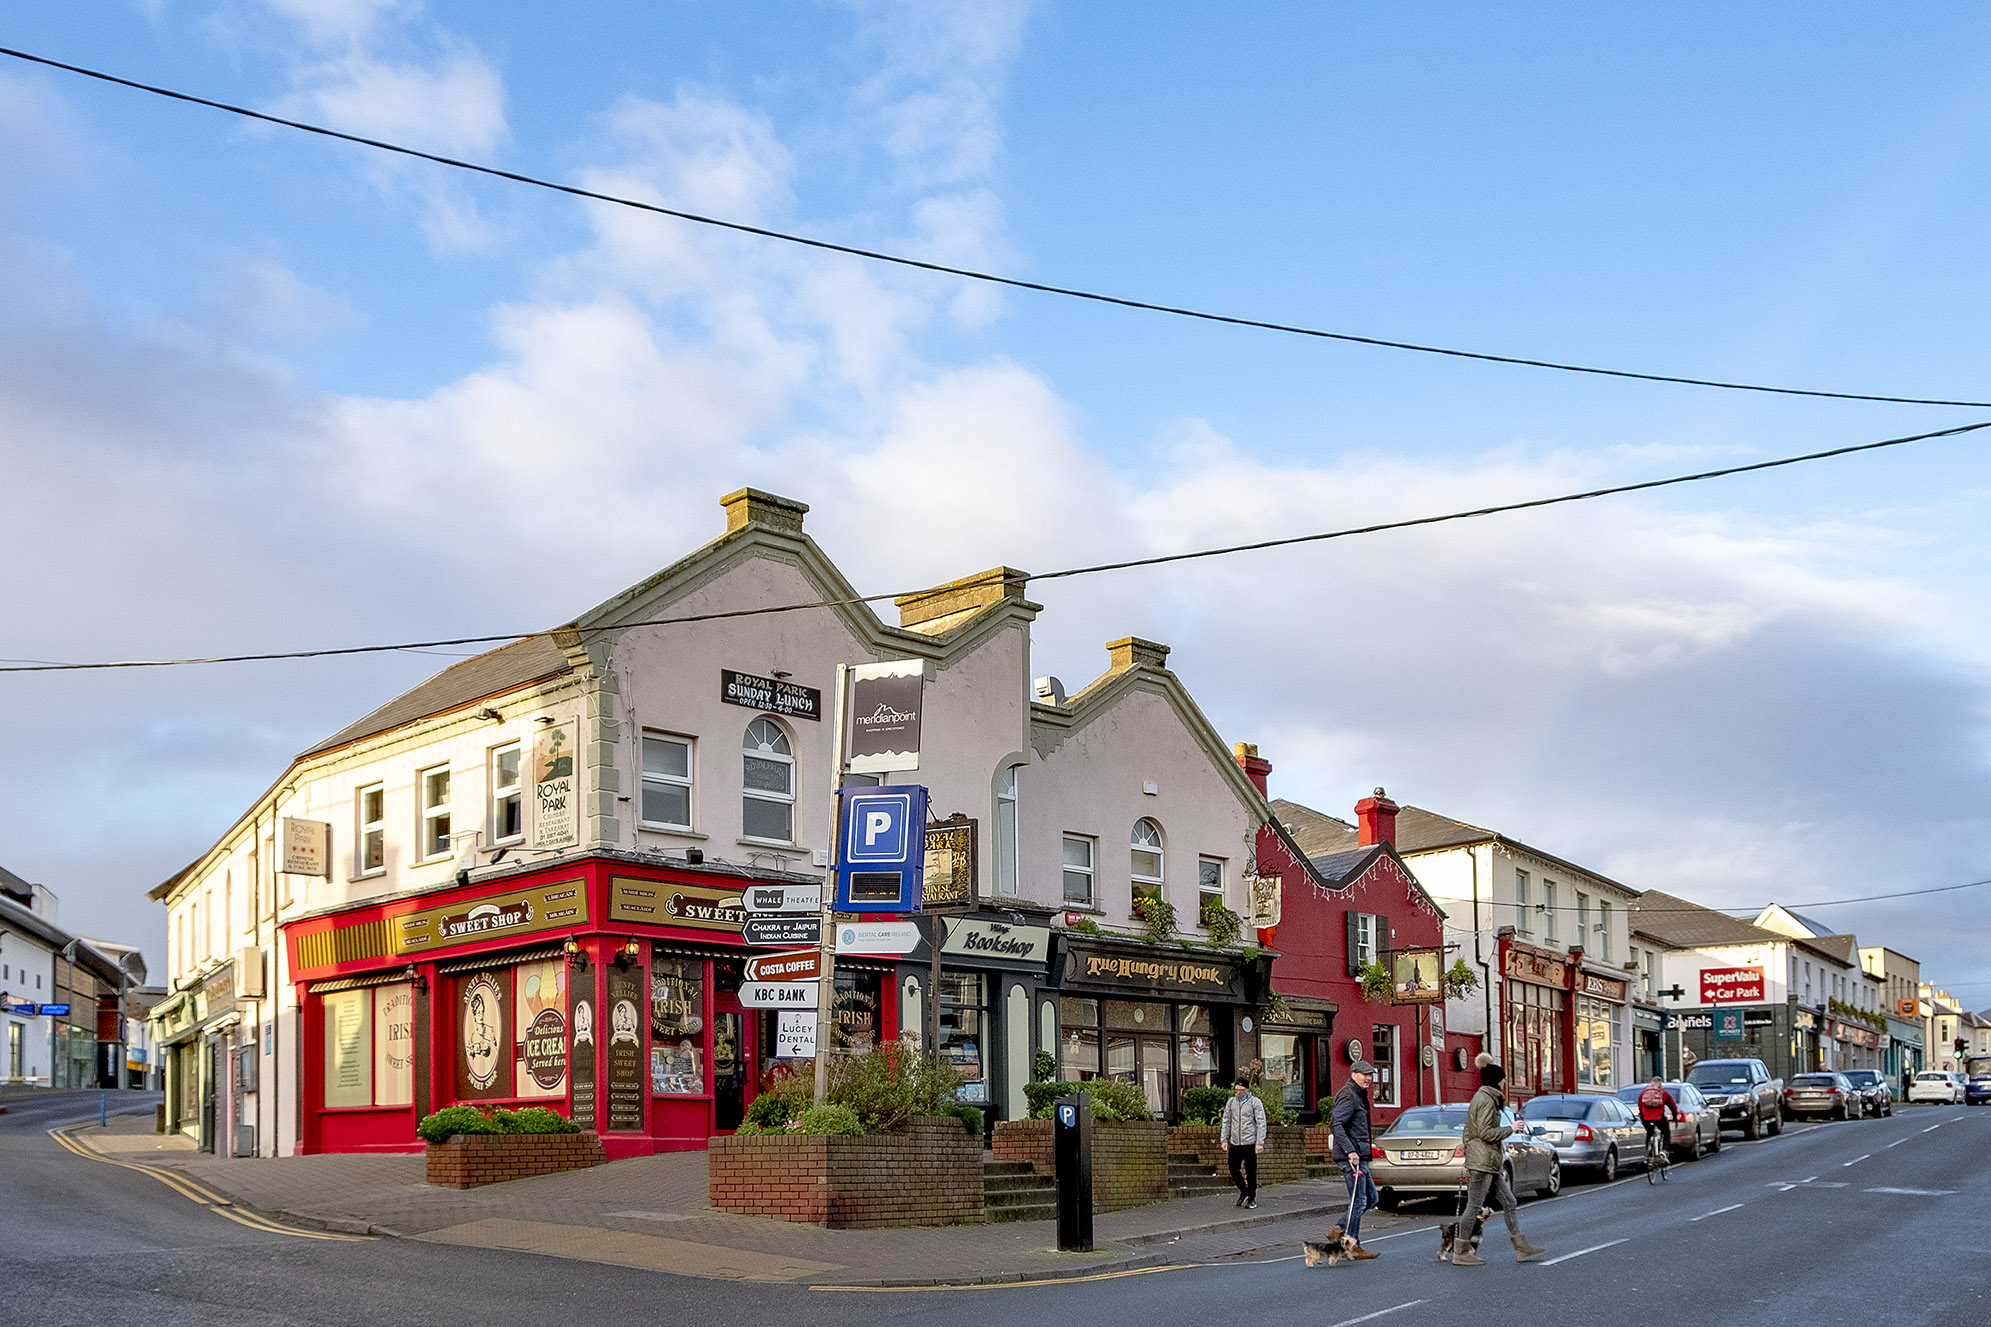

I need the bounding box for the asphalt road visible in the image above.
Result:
[6,1093,1985,1326]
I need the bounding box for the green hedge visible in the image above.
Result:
[1180,1085,1231,1125]
[1023,1077,1155,1122]
[415,1104,581,1144]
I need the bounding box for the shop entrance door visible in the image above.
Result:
[710,1008,756,1133]
[1137,1036,1171,1118]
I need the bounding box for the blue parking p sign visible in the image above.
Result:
[835,785,927,912]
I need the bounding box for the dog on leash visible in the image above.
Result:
[1303,1224,1360,1268]
[1437,1208,1493,1263]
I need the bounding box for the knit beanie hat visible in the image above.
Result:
[1477,1052,1506,1087]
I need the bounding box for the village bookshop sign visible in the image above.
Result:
[846,659,924,774]
[721,669,821,721]
[940,917,1050,966]
[532,720,580,851]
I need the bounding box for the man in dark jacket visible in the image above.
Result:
[1450,1055,1547,1266]
[1328,1061,1382,1257]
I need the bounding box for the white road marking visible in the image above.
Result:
[1843,1155,1870,1167]
[1864,1187,1954,1196]
[1538,1239,1627,1266]
[1922,1124,1941,1133]
[1348,1226,1435,1245]
[1887,1138,1908,1148]
[1326,1300,1427,1327]
[1690,1204,1745,1221]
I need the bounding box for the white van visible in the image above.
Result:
[1908,1071,1965,1104]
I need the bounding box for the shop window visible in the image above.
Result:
[514,959,567,1100]
[1345,911,1389,976]
[641,734,694,830]
[1177,1004,1216,1097]
[1370,1024,1398,1107]
[651,957,707,1095]
[831,969,882,1055]
[1514,870,1531,935]
[491,744,524,844]
[1059,996,1102,1081]
[939,972,988,1104]
[322,983,414,1109]
[1197,858,1225,928]
[419,766,452,861]
[1131,819,1164,905]
[1542,881,1558,941]
[994,766,1020,897]
[741,719,794,843]
[453,970,513,1100]
[1599,901,1613,961]
[1576,995,1618,1090]
[1062,835,1095,906]
[1104,999,1172,1116]
[1260,1031,1304,1114]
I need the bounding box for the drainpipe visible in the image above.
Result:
[1472,846,1492,1060]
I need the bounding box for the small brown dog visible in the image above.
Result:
[1303,1225,1360,1267]
[1437,1208,1493,1263]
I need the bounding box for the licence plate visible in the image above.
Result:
[1401,1150,1442,1161]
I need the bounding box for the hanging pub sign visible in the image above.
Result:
[1389,948,1444,1004]
[531,720,580,851]
[279,818,332,877]
[921,816,976,913]
[834,785,927,912]
[846,659,924,773]
[603,960,645,1132]
[1247,873,1281,929]
[721,669,821,721]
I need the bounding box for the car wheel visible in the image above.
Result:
[1601,1148,1618,1182]
[1744,1111,1761,1140]
[1837,1103,1849,1121]
[1769,1111,1782,1135]
[1690,1130,1705,1160]
[1708,1129,1721,1154]
[1542,1159,1562,1198]
[1376,1189,1398,1211]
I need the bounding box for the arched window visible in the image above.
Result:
[1131,818,1164,902]
[742,719,795,842]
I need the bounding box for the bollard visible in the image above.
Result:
[1053,1090,1094,1252]
[99,1092,106,1127]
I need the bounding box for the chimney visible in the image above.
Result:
[1106,637,1170,672]
[720,488,809,536]
[894,567,1031,635]
[1233,742,1272,796]
[1355,787,1399,847]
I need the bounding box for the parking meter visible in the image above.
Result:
[1054,1090,1093,1252]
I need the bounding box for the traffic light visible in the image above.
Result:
[1957,1038,1968,1056]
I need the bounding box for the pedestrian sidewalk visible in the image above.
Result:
[64,1114,1416,1286]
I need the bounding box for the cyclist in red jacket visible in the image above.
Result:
[1637,1078,1682,1161]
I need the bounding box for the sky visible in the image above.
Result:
[2,3,1989,1006]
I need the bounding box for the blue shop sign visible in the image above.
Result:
[39,1003,72,1016]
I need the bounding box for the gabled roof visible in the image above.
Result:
[1629,890,1783,949]
[1308,847,1374,885]
[1273,797,1635,894]
[1792,932,1856,968]
[0,895,124,983]
[299,634,574,758]
[1271,799,1358,857]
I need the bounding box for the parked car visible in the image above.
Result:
[1519,1093,1646,1181]
[1909,1071,1966,1104]
[1838,1069,1894,1117]
[1612,1081,1722,1160]
[1965,1073,1991,1105]
[1368,1103,1561,1208]
[1783,1072,1859,1120]
[1685,1058,1783,1137]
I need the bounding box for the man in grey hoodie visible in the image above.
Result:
[1219,1076,1267,1208]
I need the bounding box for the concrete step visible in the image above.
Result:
[984,1200,1058,1223]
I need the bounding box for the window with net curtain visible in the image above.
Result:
[741,719,794,842]
[1131,818,1164,905]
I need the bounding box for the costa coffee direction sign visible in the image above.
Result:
[743,950,823,984]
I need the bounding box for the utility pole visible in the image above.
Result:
[813,664,850,1106]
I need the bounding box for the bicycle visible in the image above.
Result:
[1644,1125,1671,1183]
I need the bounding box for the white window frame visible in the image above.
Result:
[1543,880,1558,941]
[491,743,524,845]
[1062,835,1096,907]
[639,732,695,831]
[1353,912,1379,968]
[1130,818,1164,904]
[419,765,452,862]
[1371,1022,1399,1107]
[1514,869,1531,934]
[1576,891,1590,949]
[1197,856,1226,926]
[1599,900,1613,961]
[994,766,1019,897]
[740,719,795,844]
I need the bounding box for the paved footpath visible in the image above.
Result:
[65,1112,1414,1286]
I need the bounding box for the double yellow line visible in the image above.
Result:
[47,1125,372,1242]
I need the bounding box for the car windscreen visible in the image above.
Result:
[1520,1098,1596,1120]
[1841,1072,1879,1086]
[1384,1107,1467,1135]
[1687,1064,1752,1086]
[1791,1074,1838,1087]
[1916,1073,1948,1081]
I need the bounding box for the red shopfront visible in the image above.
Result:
[286,857,897,1157]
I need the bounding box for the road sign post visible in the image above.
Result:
[814,664,851,1106]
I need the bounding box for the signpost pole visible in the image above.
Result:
[814,664,850,1106]
[926,912,943,1062]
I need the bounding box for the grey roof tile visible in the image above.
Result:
[298,635,572,758]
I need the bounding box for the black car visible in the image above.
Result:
[1686,1058,1784,1136]
[1838,1069,1893,1117]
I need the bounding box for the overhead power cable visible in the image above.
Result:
[5,44,1991,409]
[3,415,1986,675]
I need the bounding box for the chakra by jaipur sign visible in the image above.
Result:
[1700,966,1765,1004]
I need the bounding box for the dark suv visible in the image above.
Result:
[1685,1058,1783,1137]
[1838,1069,1893,1117]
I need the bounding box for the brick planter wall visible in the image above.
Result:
[425,1132,607,1189]
[708,1116,982,1228]
[1305,1125,1335,1159]
[1167,1123,1311,1187]
[991,1118,1170,1211]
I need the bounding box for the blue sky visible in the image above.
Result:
[3,3,1989,1006]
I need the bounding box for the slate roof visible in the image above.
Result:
[1270,799,1358,857]
[1628,890,1783,949]
[1308,846,1376,886]
[1781,908,1836,938]
[1273,797,1633,894]
[298,635,572,758]
[1795,933,1859,967]
[0,894,124,983]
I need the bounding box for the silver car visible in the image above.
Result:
[1520,1093,1647,1182]
[1368,1103,1561,1208]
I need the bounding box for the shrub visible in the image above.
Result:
[1200,898,1243,948]
[791,1103,863,1136]
[1132,892,1176,944]
[1444,959,1480,999]
[1357,962,1393,1002]
[1023,1077,1155,1122]
[744,1087,810,1131]
[827,1039,964,1134]
[1032,1050,1058,1083]
[1252,1081,1294,1127]
[1180,1085,1231,1125]
[942,1103,984,1137]
[416,1104,578,1143]
[1067,918,1101,935]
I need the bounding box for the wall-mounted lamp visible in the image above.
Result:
[402,962,428,993]
[614,937,643,967]
[562,937,589,969]
[533,715,557,726]
[473,706,503,722]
